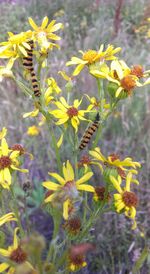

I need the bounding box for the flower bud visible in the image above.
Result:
[103,167,118,191]
[107,82,128,100]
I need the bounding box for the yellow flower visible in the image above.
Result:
[0,128,7,140]
[0,31,32,62]
[85,95,110,111]
[23,107,39,119]
[26,126,40,136]
[110,173,139,229]
[59,70,73,82]
[92,60,145,97]
[0,212,16,226]
[89,147,141,177]
[0,60,14,82]
[46,77,61,94]
[93,186,110,203]
[59,70,75,92]
[68,243,95,272]
[43,160,94,219]
[49,96,90,132]
[0,228,34,273]
[0,138,28,189]
[44,77,61,106]
[66,44,121,76]
[28,16,63,51]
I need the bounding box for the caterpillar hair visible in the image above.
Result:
[79,112,100,150]
[23,40,41,97]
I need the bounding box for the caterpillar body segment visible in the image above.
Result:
[23,40,41,97]
[23,40,34,71]
[79,112,100,150]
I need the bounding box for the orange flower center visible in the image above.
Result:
[109,153,120,162]
[64,217,81,234]
[64,180,75,189]
[117,167,126,179]
[95,186,106,200]
[120,75,136,92]
[131,65,144,78]
[122,191,138,207]
[11,144,25,155]
[78,155,91,167]
[0,156,11,170]
[10,246,27,264]
[82,50,99,64]
[95,186,110,201]
[67,107,78,118]
[69,253,85,267]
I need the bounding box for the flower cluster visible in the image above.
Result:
[0,15,147,273]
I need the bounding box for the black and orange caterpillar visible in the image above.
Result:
[79,112,100,150]
[23,40,41,97]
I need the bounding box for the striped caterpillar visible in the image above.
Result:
[79,112,100,150]
[23,40,41,97]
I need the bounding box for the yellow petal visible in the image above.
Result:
[110,176,123,193]
[73,63,85,76]
[42,181,59,190]
[28,17,38,31]
[23,109,39,118]
[18,45,27,56]
[114,193,122,200]
[55,117,69,125]
[48,172,65,185]
[115,201,125,211]
[63,161,74,181]
[13,227,19,249]
[77,184,94,192]
[76,172,93,185]
[71,117,78,132]
[47,22,63,32]
[46,20,56,30]
[44,193,56,203]
[116,86,123,97]
[63,199,69,220]
[0,212,16,226]
[11,166,28,173]
[57,133,63,148]
[41,16,49,29]
[0,263,9,272]
[126,172,132,191]
[0,248,10,257]
[59,97,69,108]
[4,168,11,185]
[1,138,8,155]
[10,151,20,159]
[131,219,137,230]
[0,127,7,139]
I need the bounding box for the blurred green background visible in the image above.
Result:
[0,0,149,273]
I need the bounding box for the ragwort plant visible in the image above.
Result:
[0,16,149,273]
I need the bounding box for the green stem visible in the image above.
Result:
[76,204,107,242]
[46,214,61,263]
[51,125,62,175]
[10,187,24,237]
[74,130,79,179]
[37,61,42,84]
